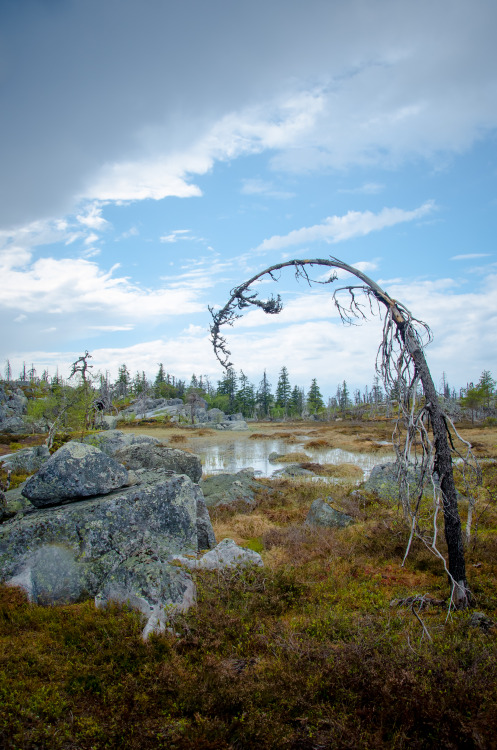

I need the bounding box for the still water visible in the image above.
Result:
[196,437,394,479]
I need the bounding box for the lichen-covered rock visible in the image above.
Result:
[21,442,129,507]
[362,461,448,503]
[1,444,50,474]
[81,429,161,457]
[201,469,258,508]
[114,443,202,483]
[304,498,354,528]
[173,538,263,570]
[1,474,215,636]
[95,554,196,638]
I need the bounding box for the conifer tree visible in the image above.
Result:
[307,378,324,414]
[235,371,256,418]
[256,370,273,418]
[289,385,304,417]
[217,367,237,412]
[275,366,292,415]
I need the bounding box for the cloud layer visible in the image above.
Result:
[1,0,496,227]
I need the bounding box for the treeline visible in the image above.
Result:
[3,357,497,423]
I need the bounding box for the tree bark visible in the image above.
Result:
[393,310,469,606]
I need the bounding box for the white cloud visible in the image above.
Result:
[160,230,194,243]
[256,202,435,251]
[241,178,295,199]
[451,253,491,261]
[9,271,497,392]
[76,203,110,231]
[14,314,27,323]
[86,92,323,203]
[338,183,385,195]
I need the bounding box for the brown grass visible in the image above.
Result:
[169,434,188,444]
[300,462,364,479]
[306,438,333,448]
[271,451,311,463]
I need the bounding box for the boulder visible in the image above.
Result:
[81,429,161,457]
[3,483,32,516]
[206,408,225,423]
[362,461,455,503]
[0,416,27,434]
[304,498,354,528]
[213,420,249,431]
[1,474,215,637]
[114,443,202,483]
[21,442,129,507]
[173,538,263,570]
[100,415,119,430]
[201,469,258,508]
[1,444,50,474]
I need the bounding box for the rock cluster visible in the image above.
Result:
[121,397,248,430]
[0,384,29,434]
[0,434,226,637]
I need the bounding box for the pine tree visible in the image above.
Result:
[275,366,292,414]
[307,378,324,415]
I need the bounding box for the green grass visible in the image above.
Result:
[1,472,497,749]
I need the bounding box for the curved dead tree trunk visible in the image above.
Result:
[210,257,473,608]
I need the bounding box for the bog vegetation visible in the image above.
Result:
[1,355,497,748]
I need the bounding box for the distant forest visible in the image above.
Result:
[4,357,496,423]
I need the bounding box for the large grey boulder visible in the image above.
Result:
[1,444,50,474]
[362,461,451,503]
[174,538,263,570]
[201,468,258,508]
[81,429,161,457]
[0,416,27,434]
[114,443,202,483]
[21,442,129,507]
[206,408,225,423]
[1,474,215,636]
[304,498,354,528]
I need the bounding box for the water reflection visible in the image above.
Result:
[198,438,393,479]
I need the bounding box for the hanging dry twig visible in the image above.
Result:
[210,257,481,608]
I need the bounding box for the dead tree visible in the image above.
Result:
[210,257,479,608]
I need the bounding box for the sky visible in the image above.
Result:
[1,0,497,398]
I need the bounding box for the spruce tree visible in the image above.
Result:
[289,385,304,418]
[307,378,324,415]
[236,371,256,418]
[275,366,292,414]
[217,368,237,412]
[256,370,273,418]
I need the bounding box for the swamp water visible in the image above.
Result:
[195,437,394,480]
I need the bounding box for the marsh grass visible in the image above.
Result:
[271,451,311,463]
[168,434,188,444]
[2,428,497,749]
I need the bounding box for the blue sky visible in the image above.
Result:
[1,0,496,397]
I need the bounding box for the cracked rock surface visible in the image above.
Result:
[21,442,129,507]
